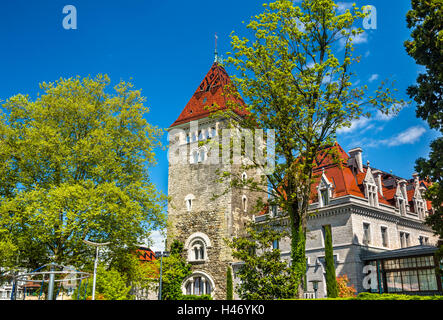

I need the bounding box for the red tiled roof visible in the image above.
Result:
[170,62,249,128]
[261,142,433,214]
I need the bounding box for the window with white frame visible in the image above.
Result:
[381,226,388,247]
[185,232,211,263]
[242,195,248,212]
[317,170,333,208]
[398,198,406,215]
[184,273,213,296]
[199,148,207,163]
[320,189,329,206]
[400,232,410,248]
[363,223,371,245]
[191,240,205,261]
[185,194,195,212]
[363,167,379,207]
[366,184,378,207]
[415,199,426,219]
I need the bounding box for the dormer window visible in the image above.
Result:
[366,184,378,207]
[398,197,406,215]
[363,164,379,207]
[317,169,333,208]
[395,182,407,216]
[413,178,426,219]
[320,189,329,206]
[415,199,426,219]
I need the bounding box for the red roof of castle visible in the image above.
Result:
[263,142,434,214]
[170,62,249,128]
[310,143,431,208]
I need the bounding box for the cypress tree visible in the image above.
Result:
[324,225,338,298]
[226,265,233,300]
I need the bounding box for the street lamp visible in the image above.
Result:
[83,239,110,300]
[310,280,321,299]
[155,250,169,300]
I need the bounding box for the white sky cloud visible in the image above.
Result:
[143,229,166,252]
[337,117,371,134]
[368,74,379,83]
[336,2,354,13]
[383,126,427,147]
[338,28,368,50]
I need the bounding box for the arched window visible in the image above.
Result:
[241,172,247,183]
[185,232,211,263]
[183,273,214,296]
[191,240,205,261]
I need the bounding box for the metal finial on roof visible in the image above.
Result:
[214,33,218,63]
[367,160,370,168]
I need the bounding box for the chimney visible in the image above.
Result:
[348,147,363,173]
[412,172,420,187]
[372,170,383,196]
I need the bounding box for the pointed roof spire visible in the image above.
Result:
[169,62,249,128]
[214,33,219,63]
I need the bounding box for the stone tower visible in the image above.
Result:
[166,62,264,300]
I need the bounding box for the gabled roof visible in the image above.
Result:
[169,62,249,128]
[310,143,430,208]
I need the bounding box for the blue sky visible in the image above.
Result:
[0,1,438,249]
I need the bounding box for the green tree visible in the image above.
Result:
[73,264,132,300]
[160,240,192,300]
[405,0,443,241]
[226,265,234,300]
[323,225,338,298]
[220,0,402,298]
[0,75,166,270]
[227,222,294,300]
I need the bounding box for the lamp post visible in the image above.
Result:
[155,250,170,300]
[83,239,110,300]
[310,280,320,299]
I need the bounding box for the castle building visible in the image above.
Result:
[255,143,441,297]
[167,61,441,299]
[166,61,263,300]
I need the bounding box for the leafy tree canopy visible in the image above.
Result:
[0,75,167,271]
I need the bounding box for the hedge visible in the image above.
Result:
[180,294,213,300]
[326,292,443,300]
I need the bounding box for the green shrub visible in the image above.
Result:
[354,292,443,300]
[295,292,443,300]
